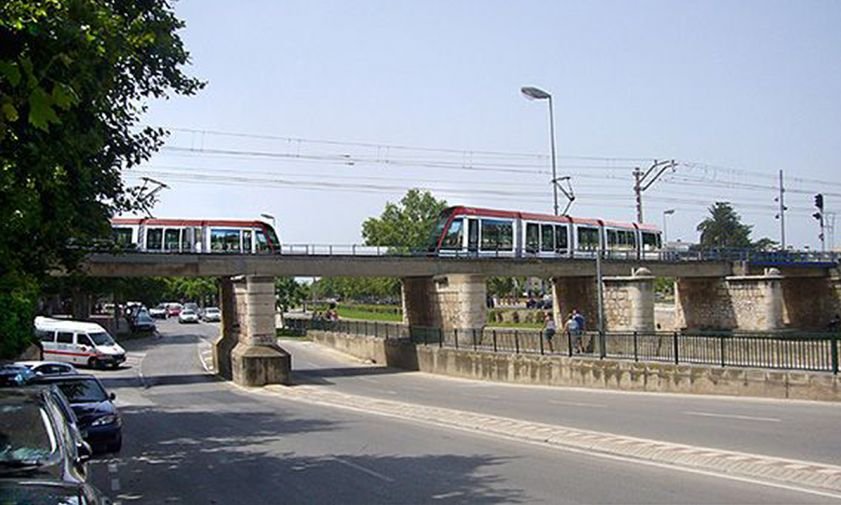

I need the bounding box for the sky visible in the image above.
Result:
[133,0,841,251]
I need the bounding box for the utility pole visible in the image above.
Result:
[775,169,786,250]
[633,159,677,223]
[827,212,837,251]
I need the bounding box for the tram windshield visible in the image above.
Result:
[427,209,454,251]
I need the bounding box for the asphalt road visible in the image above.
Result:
[81,319,841,504]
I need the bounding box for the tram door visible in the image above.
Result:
[467,219,479,254]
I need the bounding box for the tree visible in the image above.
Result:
[0,0,203,357]
[275,277,308,313]
[696,202,752,248]
[361,189,448,251]
[751,237,779,252]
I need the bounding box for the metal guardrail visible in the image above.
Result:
[286,318,840,374]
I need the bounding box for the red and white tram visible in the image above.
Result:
[427,206,662,258]
[110,218,281,254]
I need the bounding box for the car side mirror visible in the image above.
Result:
[77,440,92,462]
[109,392,116,401]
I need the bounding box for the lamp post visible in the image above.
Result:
[662,209,675,244]
[521,86,559,216]
[260,213,276,229]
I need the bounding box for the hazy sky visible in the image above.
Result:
[135,0,841,250]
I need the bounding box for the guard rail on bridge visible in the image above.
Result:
[286,318,840,375]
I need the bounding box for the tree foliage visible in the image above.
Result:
[0,0,202,357]
[696,202,753,248]
[361,189,448,251]
[275,277,308,313]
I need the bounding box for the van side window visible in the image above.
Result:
[36,329,54,343]
[56,332,74,344]
[79,334,95,347]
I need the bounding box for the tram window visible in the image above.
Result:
[525,223,539,253]
[164,229,180,251]
[480,219,513,251]
[255,231,270,253]
[626,230,637,248]
[211,229,242,253]
[441,219,464,249]
[555,225,569,252]
[577,227,600,250]
[113,227,134,247]
[642,232,660,251]
[181,228,191,252]
[194,227,203,252]
[243,230,253,253]
[607,229,618,248]
[541,225,554,252]
[146,229,163,251]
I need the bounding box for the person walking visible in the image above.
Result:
[542,311,556,353]
[565,312,581,353]
[572,309,586,352]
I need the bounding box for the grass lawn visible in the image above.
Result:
[337,307,403,322]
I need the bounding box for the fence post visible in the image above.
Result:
[539,330,545,355]
[720,335,726,367]
[454,328,459,349]
[567,330,573,357]
[472,328,477,351]
[514,330,520,354]
[385,323,389,341]
[832,336,839,375]
[374,321,378,338]
[633,331,638,362]
[439,327,443,348]
[673,331,679,365]
[492,330,497,353]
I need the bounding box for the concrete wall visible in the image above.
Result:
[308,330,841,402]
[782,277,837,330]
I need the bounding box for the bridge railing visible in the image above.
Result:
[286,317,840,374]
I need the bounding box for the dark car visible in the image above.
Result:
[0,364,37,387]
[0,388,91,486]
[35,375,122,453]
[131,310,157,333]
[0,479,110,504]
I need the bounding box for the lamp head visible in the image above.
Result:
[521,86,551,100]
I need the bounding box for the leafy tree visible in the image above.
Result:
[0,0,202,357]
[751,237,779,252]
[275,277,308,313]
[362,189,448,251]
[696,202,753,248]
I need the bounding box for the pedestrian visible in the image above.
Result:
[542,312,556,353]
[572,309,586,352]
[565,312,581,353]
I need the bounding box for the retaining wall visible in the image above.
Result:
[307,330,841,402]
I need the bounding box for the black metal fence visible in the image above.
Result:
[284,318,840,374]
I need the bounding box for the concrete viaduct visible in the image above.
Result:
[82,253,841,386]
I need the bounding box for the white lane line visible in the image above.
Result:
[331,457,394,482]
[683,411,781,423]
[549,400,607,408]
[432,491,465,500]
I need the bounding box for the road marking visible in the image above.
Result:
[432,491,465,500]
[549,400,607,408]
[330,457,394,482]
[683,411,781,423]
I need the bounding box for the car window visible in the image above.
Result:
[0,399,58,464]
[54,380,109,403]
[56,332,73,344]
[87,332,115,346]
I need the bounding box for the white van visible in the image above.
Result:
[35,317,126,369]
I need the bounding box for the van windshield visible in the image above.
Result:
[88,332,115,346]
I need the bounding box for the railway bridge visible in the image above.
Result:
[81,250,841,386]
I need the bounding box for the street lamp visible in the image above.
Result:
[662,209,675,244]
[521,86,559,216]
[260,213,276,229]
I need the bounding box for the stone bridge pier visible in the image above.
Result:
[213,275,290,386]
[402,274,487,342]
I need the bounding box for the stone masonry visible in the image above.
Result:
[401,274,487,335]
[602,268,655,332]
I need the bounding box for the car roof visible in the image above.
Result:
[0,387,48,401]
[34,316,106,333]
[34,373,100,384]
[15,361,76,367]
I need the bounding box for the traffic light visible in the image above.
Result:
[814,193,824,211]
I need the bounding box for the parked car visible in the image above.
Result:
[166,303,183,317]
[149,303,168,319]
[35,317,126,369]
[131,309,157,333]
[201,307,221,322]
[0,388,91,485]
[0,479,111,505]
[178,309,199,324]
[35,374,122,453]
[15,361,78,376]
[183,302,199,313]
[0,364,37,387]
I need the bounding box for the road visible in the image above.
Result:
[84,319,841,504]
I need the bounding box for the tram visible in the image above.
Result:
[110,218,281,254]
[427,206,662,258]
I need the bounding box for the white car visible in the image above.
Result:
[201,307,221,322]
[149,304,168,319]
[178,310,199,324]
[15,361,78,376]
